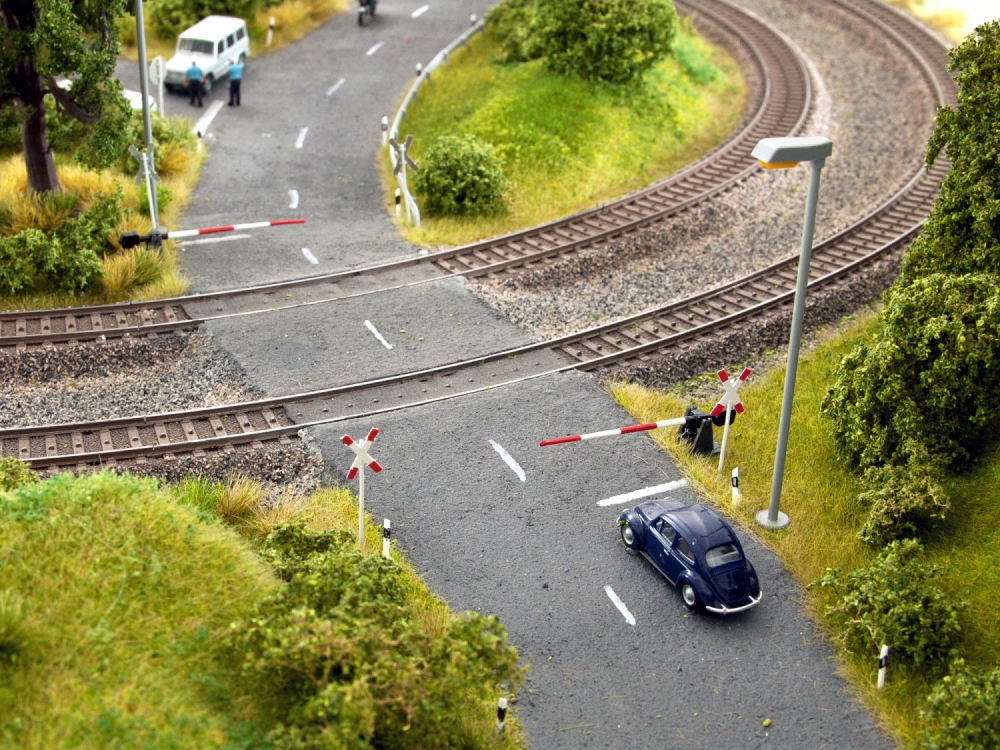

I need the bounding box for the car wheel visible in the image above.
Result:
[680,582,698,611]
[203,75,214,95]
[620,520,643,553]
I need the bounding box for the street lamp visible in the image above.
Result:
[750,136,833,530]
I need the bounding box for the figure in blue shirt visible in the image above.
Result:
[185,63,204,107]
[228,58,243,106]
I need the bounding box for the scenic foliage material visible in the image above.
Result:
[812,540,965,667]
[918,658,1000,750]
[231,519,523,749]
[0,0,133,191]
[855,454,950,546]
[414,135,508,217]
[149,0,262,38]
[823,274,1000,471]
[0,457,36,492]
[897,22,1000,283]
[534,0,677,84]
[484,0,542,64]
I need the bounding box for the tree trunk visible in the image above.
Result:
[21,94,59,193]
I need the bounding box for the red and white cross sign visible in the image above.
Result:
[341,428,383,479]
[710,367,751,419]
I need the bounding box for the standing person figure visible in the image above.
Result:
[185,61,205,107]
[227,57,243,106]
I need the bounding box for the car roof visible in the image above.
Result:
[180,15,246,38]
[638,499,737,552]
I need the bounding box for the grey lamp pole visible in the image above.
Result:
[134,0,160,230]
[750,136,833,530]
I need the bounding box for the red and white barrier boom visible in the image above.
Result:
[711,367,751,473]
[342,428,383,549]
[119,218,305,248]
[540,417,685,447]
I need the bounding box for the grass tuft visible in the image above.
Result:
[0,588,28,660]
[100,248,165,295]
[217,473,266,523]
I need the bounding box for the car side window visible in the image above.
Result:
[653,518,677,544]
[227,34,235,47]
[217,40,225,55]
[675,536,694,561]
[236,27,246,40]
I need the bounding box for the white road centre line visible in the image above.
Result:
[604,585,636,626]
[192,101,225,137]
[288,189,299,209]
[411,4,429,17]
[326,77,345,96]
[489,440,526,482]
[295,127,309,149]
[301,247,319,264]
[181,233,251,246]
[366,41,384,56]
[596,479,689,507]
[364,320,393,349]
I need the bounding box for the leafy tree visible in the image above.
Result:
[534,0,677,84]
[898,21,1000,282]
[414,135,508,217]
[0,0,133,192]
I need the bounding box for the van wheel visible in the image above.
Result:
[238,53,246,67]
[358,10,364,25]
[203,75,214,95]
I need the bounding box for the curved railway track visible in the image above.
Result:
[0,0,810,348]
[3,0,955,470]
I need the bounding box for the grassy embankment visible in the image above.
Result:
[610,310,1000,746]
[383,20,745,247]
[0,470,524,748]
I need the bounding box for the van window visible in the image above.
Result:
[217,40,225,55]
[236,27,245,40]
[227,34,235,47]
[178,38,214,55]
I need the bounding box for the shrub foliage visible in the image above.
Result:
[812,539,965,667]
[918,658,1000,750]
[485,0,543,64]
[856,456,950,546]
[0,457,37,492]
[231,519,522,749]
[414,135,508,217]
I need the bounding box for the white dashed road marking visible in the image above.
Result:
[490,440,526,482]
[604,586,636,626]
[288,190,299,209]
[192,101,224,137]
[181,233,251,246]
[366,41,384,56]
[597,479,689,507]
[365,320,393,349]
[295,127,309,149]
[411,4,429,17]
[326,77,345,96]
[301,248,319,264]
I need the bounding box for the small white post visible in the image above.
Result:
[496,697,508,731]
[381,116,388,146]
[731,467,741,505]
[266,17,275,47]
[717,402,733,473]
[877,644,889,689]
[415,62,422,77]
[470,13,477,24]
[395,188,401,217]
[358,466,365,549]
[382,518,391,558]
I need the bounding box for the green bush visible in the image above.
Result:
[231,519,522,749]
[534,0,677,84]
[856,454,950,546]
[485,0,543,64]
[414,135,508,217]
[898,22,1000,283]
[918,658,1000,750]
[823,274,1000,471]
[150,0,264,38]
[139,183,173,218]
[0,457,37,492]
[812,539,965,667]
[0,588,27,662]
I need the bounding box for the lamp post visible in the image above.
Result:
[133,0,161,231]
[751,136,833,530]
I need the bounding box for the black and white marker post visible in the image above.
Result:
[496,697,508,732]
[731,467,741,505]
[381,116,389,146]
[266,17,275,47]
[878,644,889,689]
[389,135,420,226]
[382,518,391,559]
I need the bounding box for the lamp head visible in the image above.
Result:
[751,136,832,169]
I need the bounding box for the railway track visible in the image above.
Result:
[0,0,810,349]
[2,0,955,470]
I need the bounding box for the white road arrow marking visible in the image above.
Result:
[288,189,299,209]
[192,101,224,137]
[295,127,309,149]
[181,234,251,246]
[365,320,393,349]
[366,42,384,56]
[411,4,429,17]
[326,77,345,96]
[605,586,636,626]
[597,479,688,507]
[490,440,525,482]
[301,248,319,264]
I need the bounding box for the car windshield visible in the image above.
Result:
[177,38,214,55]
[705,543,742,568]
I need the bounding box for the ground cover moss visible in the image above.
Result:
[384,21,745,246]
[608,310,1000,745]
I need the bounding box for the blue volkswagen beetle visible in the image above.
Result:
[617,498,761,615]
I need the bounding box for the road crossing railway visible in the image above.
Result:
[2,0,955,469]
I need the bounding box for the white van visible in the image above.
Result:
[164,16,249,94]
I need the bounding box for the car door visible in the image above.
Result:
[650,518,684,584]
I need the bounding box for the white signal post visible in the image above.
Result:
[711,367,751,473]
[389,135,420,226]
[341,428,383,549]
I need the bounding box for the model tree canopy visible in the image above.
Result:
[0,0,133,193]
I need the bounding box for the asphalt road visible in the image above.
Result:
[118,1,897,746]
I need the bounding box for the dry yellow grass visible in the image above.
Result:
[218,473,267,522]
